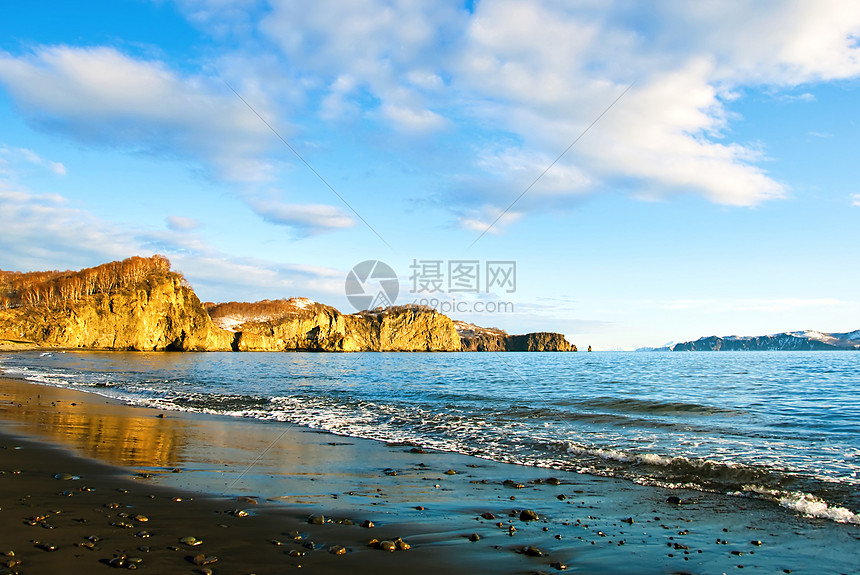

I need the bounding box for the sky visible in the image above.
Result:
[1,0,859,350]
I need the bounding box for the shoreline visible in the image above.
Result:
[2,374,859,574]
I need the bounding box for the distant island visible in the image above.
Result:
[639,330,860,351]
[0,255,575,353]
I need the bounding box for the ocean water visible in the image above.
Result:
[2,350,858,524]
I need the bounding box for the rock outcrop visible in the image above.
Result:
[455,321,576,352]
[1,257,576,353]
[209,300,461,352]
[0,258,233,351]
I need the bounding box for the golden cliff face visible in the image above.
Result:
[230,305,462,352]
[0,274,233,351]
[1,258,573,353]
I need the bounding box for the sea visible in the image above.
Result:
[1,350,858,525]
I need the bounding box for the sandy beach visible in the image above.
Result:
[1,374,858,575]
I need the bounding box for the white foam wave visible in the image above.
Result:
[779,493,860,524]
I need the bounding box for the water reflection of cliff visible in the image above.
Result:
[0,382,186,468]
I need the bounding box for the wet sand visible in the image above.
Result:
[1,375,858,574]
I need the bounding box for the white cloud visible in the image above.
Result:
[247,197,356,235]
[0,167,346,302]
[0,145,66,176]
[852,194,860,207]
[0,46,275,181]
[458,206,523,235]
[665,298,841,313]
[166,215,201,231]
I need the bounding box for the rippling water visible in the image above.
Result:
[2,350,858,523]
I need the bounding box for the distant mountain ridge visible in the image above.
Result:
[666,330,860,351]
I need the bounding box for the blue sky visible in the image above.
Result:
[1,0,859,350]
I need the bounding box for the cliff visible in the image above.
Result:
[671,330,860,351]
[455,321,576,352]
[1,257,576,353]
[0,257,233,351]
[208,300,462,352]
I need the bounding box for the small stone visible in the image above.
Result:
[521,545,545,557]
[329,545,347,555]
[469,533,481,542]
[378,540,396,552]
[308,514,325,525]
[230,509,249,517]
[556,494,567,501]
[287,531,302,540]
[520,509,539,521]
[621,517,634,524]
[444,469,457,475]
[415,506,424,511]
[666,496,682,505]
[481,512,496,520]
[133,515,148,522]
[551,561,568,570]
[302,541,316,550]
[751,540,762,546]
[38,543,58,552]
[288,550,305,557]
[409,447,427,454]
[545,477,561,485]
[361,520,375,528]
[192,553,218,566]
[105,502,120,509]
[395,538,410,550]
[180,536,202,546]
[53,473,76,481]
[200,569,213,575]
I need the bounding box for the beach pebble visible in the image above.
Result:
[199,569,213,575]
[556,494,566,501]
[133,515,148,522]
[621,517,634,524]
[545,477,561,485]
[409,447,427,454]
[503,480,525,489]
[287,531,303,541]
[520,545,545,557]
[520,509,539,521]
[378,540,396,552]
[53,473,76,480]
[192,553,218,566]
[444,469,457,475]
[180,536,203,546]
[395,538,411,551]
[361,520,375,528]
[237,496,258,504]
[666,496,682,505]
[329,545,347,555]
[302,541,316,550]
[481,512,496,520]
[230,509,250,517]
[550,561,568,570]
[469,533,481,542]
[751,540,762,546]
[308,514,325,525]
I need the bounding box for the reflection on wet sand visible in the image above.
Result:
[0,378,186,468]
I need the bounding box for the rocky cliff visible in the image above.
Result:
[455,321,576,352]
[0,258,233,351]
[209,300,462,352]
[1,257,576,353]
